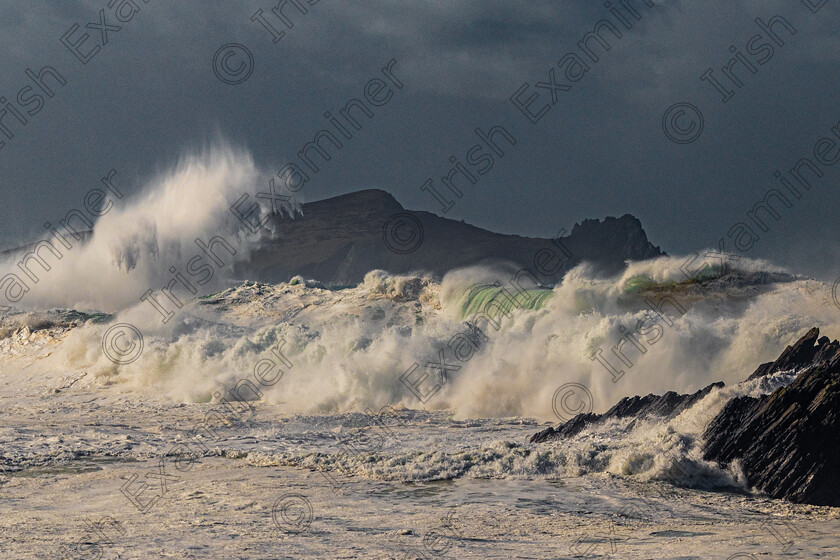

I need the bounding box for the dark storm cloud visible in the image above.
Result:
[0,1,839,278]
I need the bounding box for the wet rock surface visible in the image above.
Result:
[531,327,840,508]
[528,383,723,443]
[703,328,840,506]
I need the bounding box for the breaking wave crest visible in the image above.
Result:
[0,143,297,313]
[0,145,835,492]
[0,145,836,447]
[8,256,835,425]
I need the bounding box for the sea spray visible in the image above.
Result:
[14,258,832,423]
[0,143,298,313]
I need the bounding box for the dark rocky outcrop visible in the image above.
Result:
[235,189,664,286]
[746,327,839,380]
[532,328,840,506]
[529,383,723,443]
[703,328,840,506]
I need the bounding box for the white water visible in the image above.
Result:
[0,143,298,313]
[3,148,840,560]
[0,146,837,419]
[7,266,829,417]
[0,144,837,483]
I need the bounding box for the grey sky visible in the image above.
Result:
[1,0,839,278]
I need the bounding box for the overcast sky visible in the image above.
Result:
[1,0,839,278]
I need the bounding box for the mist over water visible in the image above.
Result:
[22,259,836,425]
[0,144,297,313]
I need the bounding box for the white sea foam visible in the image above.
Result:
[0,145,835,445]
[0,143,298,313]
[14,260,831,425]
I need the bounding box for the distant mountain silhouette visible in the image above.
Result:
[236,189,665,285]
[0,190,664,287]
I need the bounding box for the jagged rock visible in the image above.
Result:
[746,327,839,380]
[703,327,840,506]
[531,328,840,507]
[529,413,599,444]
[528,383,723,443]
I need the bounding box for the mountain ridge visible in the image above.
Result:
[236,188,665,285]
[0,189,665,287]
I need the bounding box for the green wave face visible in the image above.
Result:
[623,275,667,294]
[623,266,725,295]
[455,284,554,320]
[694,264,724,281]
